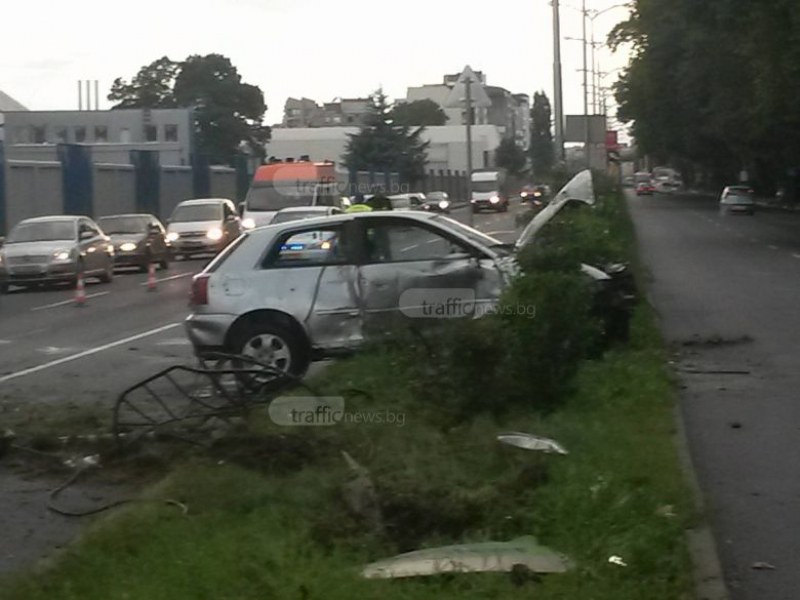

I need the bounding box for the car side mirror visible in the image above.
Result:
[79,230,94,240]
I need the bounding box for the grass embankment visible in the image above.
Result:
[1,178,695,600]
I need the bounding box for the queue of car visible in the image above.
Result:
[0,197,244,294]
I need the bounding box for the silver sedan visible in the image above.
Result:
[0,215,115,293]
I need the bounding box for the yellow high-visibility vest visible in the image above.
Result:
[344,204,373,213]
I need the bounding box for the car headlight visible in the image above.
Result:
[521,192,528,198]
[52,250,72,262]
[166,231,179,242]
[207,227,223,241]
[439,200,450,210]
[242,218,256,230]
[119,242,138,252]
[490,196,500,204]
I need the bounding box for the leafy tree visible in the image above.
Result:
[344,89,429,183]
[611,0,800,193]
[108,54,269,165]
[495,138,528,176]
[390,99,448,126]
[529,91,555,176]
[108,57,180,109]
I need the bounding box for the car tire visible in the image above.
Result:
[99,262,114,284]
[159,256,170,270]
[229,317,310,378]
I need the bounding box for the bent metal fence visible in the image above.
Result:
[111,352,320,447]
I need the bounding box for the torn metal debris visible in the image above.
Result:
[361,536,572,579]
[497,432,568,455]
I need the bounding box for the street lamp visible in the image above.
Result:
[551,0,565,165]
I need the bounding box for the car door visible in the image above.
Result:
[258,219,362,352]
[354,216,503,336]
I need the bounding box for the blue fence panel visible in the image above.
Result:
[58,144,93,216]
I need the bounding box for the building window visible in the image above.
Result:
[95,125,108,143]
[32,126,46,144]
[55,127,69,143]
[164,124,178,142]
[144,125,158,142]
[120,128,131,143]
[74,126,87,143]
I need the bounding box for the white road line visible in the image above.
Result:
[139,272,193,286]
[792,253,800,260]
[0,340,12,345]
[38,346,78,356]
[31,291,110,312]
[0,322,181,385]
[486,230,517,236]
[400,243,420,252]
[769,245,779,251]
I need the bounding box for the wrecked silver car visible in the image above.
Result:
[185,171,629,375]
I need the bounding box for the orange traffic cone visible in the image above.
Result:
[75,273,86,307]
[147,262,157,292]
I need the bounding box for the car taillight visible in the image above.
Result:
[190,274,209,306]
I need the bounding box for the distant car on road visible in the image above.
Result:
[165,198,243,259]
[418,191,451,213]
[98,213,171,272]
[0,215,114,293]
[719,186,755,215]
[636,182,655,196]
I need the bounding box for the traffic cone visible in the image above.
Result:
[147,262,157,292]
[75,273,86,307]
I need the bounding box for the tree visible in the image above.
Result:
[529,91,555,176]
[344,89,429,183]
[108,54,270,165]
[108,57,180,109]
[495,138,528,177]
[390,99,448,127]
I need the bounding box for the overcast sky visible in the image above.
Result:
[1,0,631,128]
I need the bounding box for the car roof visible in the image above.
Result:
[176,198,230,206]
[276,206,336,213]
[98,213,155,219]
[248,210,439,234]
[18,215,80,224]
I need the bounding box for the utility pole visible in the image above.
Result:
[582,0,591,170]
[465,76,474,227]
[591,22,598,114]
[552,0,565,164]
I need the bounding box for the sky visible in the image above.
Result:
[0,0,632,132]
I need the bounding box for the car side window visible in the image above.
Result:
[79,220,96,238]
[262,226,346,269]
[362,220,471,264]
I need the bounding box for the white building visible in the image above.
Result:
[266,125,503,175]
[0,90,28,141]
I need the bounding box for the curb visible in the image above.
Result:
[673,404,731,600]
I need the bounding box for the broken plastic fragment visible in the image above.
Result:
[608,555,627,567]
[361,536,572,579]
[497,432,568,455]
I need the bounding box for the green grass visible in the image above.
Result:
[0,180,695,600]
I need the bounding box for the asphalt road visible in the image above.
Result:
[628,191,800,599]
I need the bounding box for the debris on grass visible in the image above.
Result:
[497,432,568,455]
[608,555,628,567]
[340,451,383,535]
[361,536,572,579]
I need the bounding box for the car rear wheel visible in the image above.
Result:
[229,318,310,378]
[99,262,114,283]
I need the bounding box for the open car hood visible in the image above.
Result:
[515,169,595,250]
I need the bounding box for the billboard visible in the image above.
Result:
[565,115,607,144]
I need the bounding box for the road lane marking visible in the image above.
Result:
[139,273,193,286]
[156,338,192,347]
[769,245,779,251]
[0,340,11,345]
[31,291,110,311]
[792,254,800,260]
[38,346,78,356]
[0,322,181,385]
